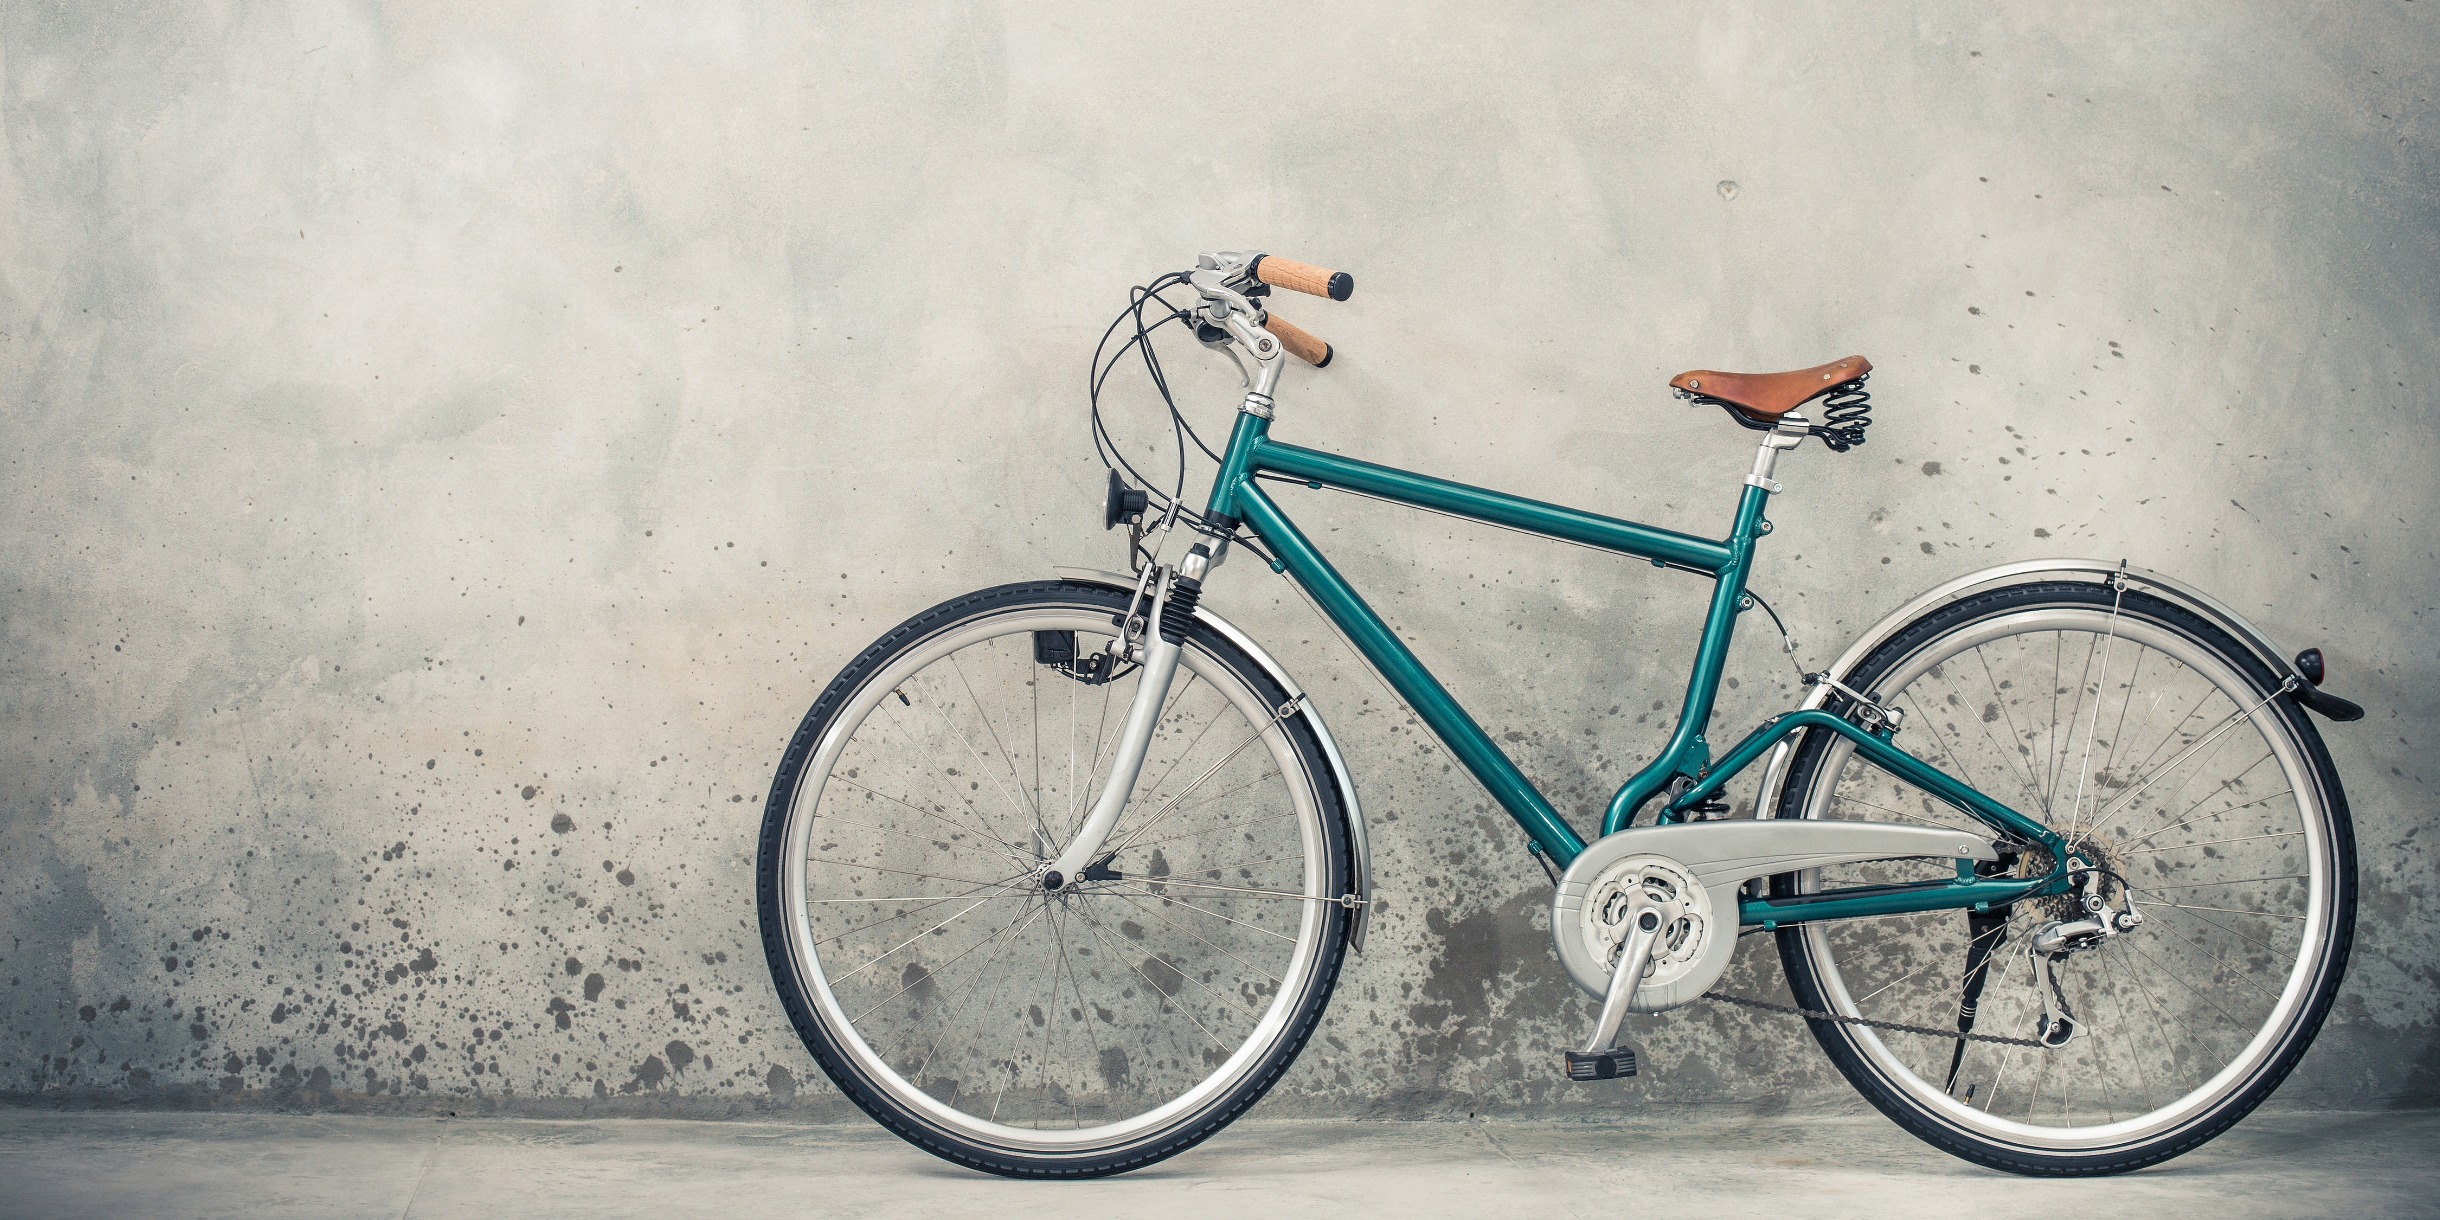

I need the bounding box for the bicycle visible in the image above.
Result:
[755,250,2365,1179]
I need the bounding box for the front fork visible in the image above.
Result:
[1047,319,1278,887]
[1040,544,1213,887]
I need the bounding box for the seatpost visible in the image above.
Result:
[1746,414,1811,494]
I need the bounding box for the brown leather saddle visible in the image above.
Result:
[1669,356,1874,450]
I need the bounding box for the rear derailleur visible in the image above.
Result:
[2024,852,2144,1048]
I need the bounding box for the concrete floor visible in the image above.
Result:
[0,1108,2432,1219]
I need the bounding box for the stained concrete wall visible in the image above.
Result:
[3,1,2434,1118]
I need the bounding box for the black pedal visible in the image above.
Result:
[1563,1047,1638,1081]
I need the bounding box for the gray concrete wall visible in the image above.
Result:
[3,1,2434,1118]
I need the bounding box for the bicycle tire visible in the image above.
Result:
[1771,580,2355,1175]
[757,579,1353,1178]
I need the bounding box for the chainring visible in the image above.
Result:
[1562,853,1717,1012]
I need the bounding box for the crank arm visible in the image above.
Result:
[1581,907,1663,1055]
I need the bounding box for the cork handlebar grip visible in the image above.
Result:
[1251,255,1354,302]
[1263,315,1333,368]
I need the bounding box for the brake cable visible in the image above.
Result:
[1088,271,1231,530]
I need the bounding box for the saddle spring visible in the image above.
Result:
[1810,375,1872,452]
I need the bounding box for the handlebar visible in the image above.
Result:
[1250,255,1354,302]
[1262,315,1333,368]
[1185,249,1353,374]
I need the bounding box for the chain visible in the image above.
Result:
[2044,946,2079,1027]
[1702,991,2048,1048]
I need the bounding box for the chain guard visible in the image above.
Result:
[1552,819,2000,1011]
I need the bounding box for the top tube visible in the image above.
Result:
[1208,416,1734,573]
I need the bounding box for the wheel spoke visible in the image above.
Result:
[1069,909,1233,1051]
[1073,903,1269,1025]
[893,678,1043,846]
[809,872,1035,951]
[2138,899,2304,922]
[908,897,1047,1087]
[1116,768,1285,850]
[1901,690,2004,821]
[804,855,1025,890]
[2134,917,2289,1004]
[1109,888,1286,992]
[1103,672,1215,821]
[2120,826,2300,856]
[2039,630,2072,812]
[1825,788,1987,838]
[2086,691,2286,837]
[2081,674,2211,836]
[2116,790,2297,851]
[1971,644,2050,813]
[2060,584,2127,840]
[2129,898,2291,956]
[1104,884,1300,943]
[2115,936,2264,1032]
[2126,874,2309,893]
[849,901,1043,1024]
[948,650,1049,841]
[1120,807,1300,856]
[832,891,1012,987]
[1104,695,1295,858]
[816,782,1031,867]
[1125,875,1330,905]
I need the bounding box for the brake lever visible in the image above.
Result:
[1197,330,1253,387]
[1189,252,1265,320]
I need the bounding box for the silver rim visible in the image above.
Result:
[778,601,1334,1157]
[1788,605,2337,1152]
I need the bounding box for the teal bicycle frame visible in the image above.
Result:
[1202,410,2072,927]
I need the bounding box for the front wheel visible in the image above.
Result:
[1772,580,2355,1175]
[757,580,1353,1178]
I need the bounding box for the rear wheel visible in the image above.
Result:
[757,580,1352,1178]
[1773,581,2354,1175]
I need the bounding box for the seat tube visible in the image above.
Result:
[1603,428,1796,834]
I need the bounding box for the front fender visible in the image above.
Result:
[1053,566,1375,952]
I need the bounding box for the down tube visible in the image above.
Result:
[1231,482,1589,867]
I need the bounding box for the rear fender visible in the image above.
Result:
[1757,559,2350,825]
